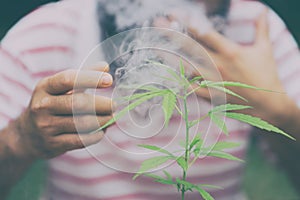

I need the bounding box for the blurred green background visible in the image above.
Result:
[263,0,300,45]
[1,0,300,200]
[0,0,57,39]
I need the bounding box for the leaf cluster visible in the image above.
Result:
[97,60,294,199]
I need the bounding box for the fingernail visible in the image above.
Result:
[102,74,113,85]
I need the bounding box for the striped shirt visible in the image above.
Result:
[1,0,300,199]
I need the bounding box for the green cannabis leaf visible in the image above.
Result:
[225,112,295,140]
[162,90,177,127]
[206,151,244,162]
[195,187,214,200]
[209,141,240,151]
[209,104,252,113]
[98,92,160,130]
[99,60,294,200]
[209,112,228,135]
[138,144,175,157]
[133,156,173,180]
[143,173,176,185]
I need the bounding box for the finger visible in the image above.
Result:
[190,84,211,100]
[83,61,110,72]
[190,84,228,105]
[190,29,239,56]
[44,70,113,95]
[204,48,223,66]
[48,93,114,115]
[153,17,172,28]
[71,62,111,94]
[54,131,105,151]
[167,9,188,22]
[255,8,270,43]
[54,115,113,134]
[191,48,224,81]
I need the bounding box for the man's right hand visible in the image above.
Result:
[11,62,114,159]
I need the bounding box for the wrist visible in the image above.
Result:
[252,91,289,125]
[2,114,37,163]
[262,94,294,127]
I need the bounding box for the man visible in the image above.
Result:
[0,0,299,199]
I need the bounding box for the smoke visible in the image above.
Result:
[98,0,227,119]
[112,29,186,120]
[99,0,227,33]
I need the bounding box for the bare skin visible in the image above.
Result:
[174,9,300,189]
[0,63,114,198]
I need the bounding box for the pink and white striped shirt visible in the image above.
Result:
[1,0,300,199]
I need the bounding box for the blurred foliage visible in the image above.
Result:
[244,138,299,200]
[6,161,47,200]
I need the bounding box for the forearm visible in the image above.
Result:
[261,95,300,141]
[0,119,35,198]
[279,100,300,141]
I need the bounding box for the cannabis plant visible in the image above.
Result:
[99,60,294,200]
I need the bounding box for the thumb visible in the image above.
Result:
[255,8,270,44]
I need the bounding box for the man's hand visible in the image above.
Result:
[154,9,293,125]
[11,62,114,159]
[186,10,291,122]
[191,11,281,97]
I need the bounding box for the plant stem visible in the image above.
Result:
[181,95,190,200]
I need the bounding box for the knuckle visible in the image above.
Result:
[32,115,57,134]
[46,75,58,93]
[61,70,75,88]
[71,137,83,148]
[35,78,47,90]
[36,118,51,130]
[31,96,52,113]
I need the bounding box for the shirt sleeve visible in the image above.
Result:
[0,1,82,129]
[268,9,300,106]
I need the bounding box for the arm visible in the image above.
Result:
[0,120,35,198]
[0,0,110,197]
[180,8,300,188]
[0,65,114,198]
[191,12,300,138]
